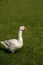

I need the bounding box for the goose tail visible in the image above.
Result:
[1,41,4,44]
[0,41,8,48]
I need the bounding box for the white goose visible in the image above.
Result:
[1,26,27,53]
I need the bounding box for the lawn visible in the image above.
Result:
[0,0,43,65]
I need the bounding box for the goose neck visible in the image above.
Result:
[18,30,23,39]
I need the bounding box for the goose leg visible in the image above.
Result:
[9,49,15,53]
[11,50,15,53]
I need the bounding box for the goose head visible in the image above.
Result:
[19,26,27,31]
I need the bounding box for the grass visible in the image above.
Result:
[0,0,43,65]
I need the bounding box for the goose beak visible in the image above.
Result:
[24,27,28,30]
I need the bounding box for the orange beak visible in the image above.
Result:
[24,27,28,30]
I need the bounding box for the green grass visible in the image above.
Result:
[0,0,43,65]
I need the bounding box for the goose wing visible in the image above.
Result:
[3,39,18,47]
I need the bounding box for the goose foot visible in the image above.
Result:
[9,50,15,53]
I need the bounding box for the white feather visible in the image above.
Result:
[1,26,27,53]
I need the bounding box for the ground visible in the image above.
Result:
[0,0,43,65]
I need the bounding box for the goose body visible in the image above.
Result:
[1,26,27,53]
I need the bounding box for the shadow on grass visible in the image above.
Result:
[0,46,20,54]
[0,47,12,53]
[0,46,43,65]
